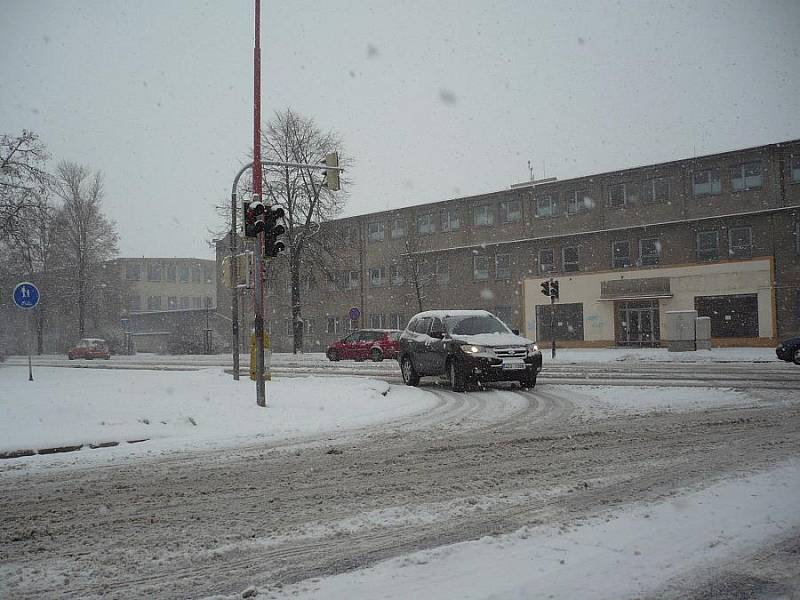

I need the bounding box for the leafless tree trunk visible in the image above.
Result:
[0,130,50,242]
[404,238,431,313]
[51,162,118,339]
[260,109,349,353]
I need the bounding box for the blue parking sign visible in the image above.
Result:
[13,282,40,309]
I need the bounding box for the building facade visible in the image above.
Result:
[218,139,800,351]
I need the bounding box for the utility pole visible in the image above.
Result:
[252,0,267,407]
[550,277,556,359]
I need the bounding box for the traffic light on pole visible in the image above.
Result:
[244,196,266,238]
[550,280,559,300]
[264,205,286,258]
[540,280,550,297]
[322,151,340,192]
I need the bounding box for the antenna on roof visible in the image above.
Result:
[527,160,534,182]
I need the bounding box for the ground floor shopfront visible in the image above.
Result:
[522,258,776,347]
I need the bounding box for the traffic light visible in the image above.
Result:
[550,280,560,300]
[540,280,550,297]
[264,205,286,257]
[322,151,340,192]
[244,197,266,238]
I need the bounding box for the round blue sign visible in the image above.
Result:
[348,306,361,321]
[13,282,40,309]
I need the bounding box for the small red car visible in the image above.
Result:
[326,329,401,362]
[67,338,111,360]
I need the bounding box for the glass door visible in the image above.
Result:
[617,301,660,347]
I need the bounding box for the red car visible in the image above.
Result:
[67,338,111,360]
[326,329,401,362]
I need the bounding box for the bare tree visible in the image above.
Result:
[260,109,349,353]
[0,130,50,242]
[403,237,433,313]
[51,162,119,339]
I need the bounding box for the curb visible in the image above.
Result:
[0,438,149,460]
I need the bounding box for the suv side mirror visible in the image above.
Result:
[512,329,519,335]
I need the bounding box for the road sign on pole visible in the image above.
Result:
[13,282,40,310]
[349,306,361,322]
[13,282,40,381]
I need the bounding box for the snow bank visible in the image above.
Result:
[0,367,435,459]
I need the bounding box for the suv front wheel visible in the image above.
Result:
[449,359,466,393]
[401,356,420,386]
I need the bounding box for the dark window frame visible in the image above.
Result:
[562,246,580,272]
[693,168,722,197]
[696,230,720,261]
[639,238,661,266]
[730,161,763,192]
[499,199,521,224]
[538,248,555,274]
[612,240,631,269]
[728,226,753,259]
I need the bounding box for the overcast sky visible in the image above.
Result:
[2,0,799,259]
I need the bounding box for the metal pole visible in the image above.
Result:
[253,0,266,407]
[230,190,240,380]
[27,310,33,381]
[550,278,556,360]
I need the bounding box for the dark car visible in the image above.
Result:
[67,338,111,360]
[776,336,800,365]
[326,329,401,362]
[397,310,542,392]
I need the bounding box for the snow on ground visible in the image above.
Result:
[0,367,436,464]
[235,460,800,600]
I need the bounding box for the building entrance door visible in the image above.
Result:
[616,300,660,347]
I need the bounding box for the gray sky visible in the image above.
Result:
[2,0,799,259]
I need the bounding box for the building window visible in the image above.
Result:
[368,221,384,242]
[304,319,313,335]
[127,295,141,312]
[535,195,556,218]
[693,169,722,197]
[327,316,340,334]
[696,231,720,261]
[728,226,753,259]
[390,264,404,286]
[473,255,489,280]
[192,297,202,309]
[286,319,293,336]
[125,263,141,281]
[369,314,385,329]
[348,318,359,332]
[345,270,360,291]
[608,183,627,208]
[639,238,661,266]
[370,266,385,287]
[792,155,800,183]
[417,213,435,235]
[539,249,555,274]
[167,296,177,310]
[390,218,406,239]
[203,265,214,284]
[147,263,161,281]
[326,272,338,291]
[435,258,450,285]
[612,240,631,269]
[180,296,190,309]
[192,266,203,283]
[473,204,494,226]
[440,208,460,232]
[566,190,591,215]
[390,313,406,330]
[644,177,669,203]
[563,246,580,272]
[165,264,176,281]
[495,254,511,280]
[205,296,213,308]
[500,199,521,223]
[731,161,762,191]
[179,265,190,283]
[146,296,162,311]
[536,303,585,341]
[695,294,758,337]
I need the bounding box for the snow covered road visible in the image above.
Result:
[0,365,798,599]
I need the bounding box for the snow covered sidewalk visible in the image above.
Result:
[0,367,435,461]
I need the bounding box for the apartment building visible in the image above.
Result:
[218,139,800,351]
[117,257,216,313]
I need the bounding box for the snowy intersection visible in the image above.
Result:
[0,358,799,599]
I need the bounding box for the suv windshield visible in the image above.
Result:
[444,315,510,336]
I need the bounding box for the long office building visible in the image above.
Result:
[216,139,800,351]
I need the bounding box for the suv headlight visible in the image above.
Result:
[460,344,485,354]
[526,343,539,355]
